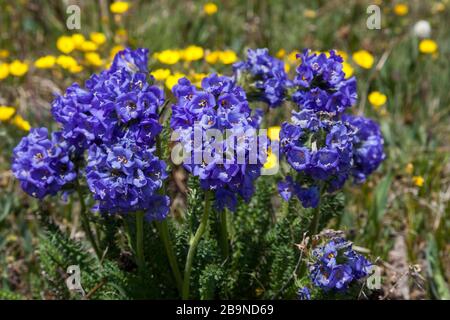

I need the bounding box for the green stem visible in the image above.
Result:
[182,191,211,299]
[219,210,230,260]
[135,211,145,276]
[156,220,183,294]
[76,185,101,259]
[309,204,321,236]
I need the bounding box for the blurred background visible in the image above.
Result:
[0,0,449,299]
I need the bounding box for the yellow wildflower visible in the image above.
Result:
[80,41,98,52]
[203,3,218,15]
[335,50,348,61]
[393,3,409,16]
[267,126,281,141]
[219,50,238,64]
[151,68,171,81]
[12,115,31,131]
[276,49,286,59]
[90,32,107,46]
[368,91,387,108]
[342,62,354,78]
[56,35,75,54]
[85,52,104,67]
[405,163,414,175]
[205,51,221,64]
[190,73,207,87]
[352,50,374,69]
[110,45,125,59]
[110,1,130,14]
[419,39,438,54]
[71,33,86,49]
[165,73,185,90]
[34,55,56,69]
[263,150,278,170]
[69,64,83,74]
[0,106,15,121]
[56,55,78,69]
[303,9,317,19]
[284,63,290,73]
[0,63,9,80]
[0,49,9,59]
[155,50,181,65]
[412,176,424,187]
[9,60,28,77]
[182,45,204,62]
[287,50,300,64]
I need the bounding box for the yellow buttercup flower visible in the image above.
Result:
[393,3,409,16]
[267,126,281,141]
[182,45,204,62]
[276,49,286,59]
[56,36,75,54]
[405,163,414,175]
[85,52,104,67]
[263,150,278,170]
[165,73,185,90]
[203,3,218,15]
[205,51,220,64]
[284,63,290,73]
[0,63,9,80]
[110,45,125,59]
[0,106,15,121]
[342,62,354,78]
[190,73,207,87]
[151,68,171,81]
[110,1,130,14]
[71,33,86,49]
[287,50,300,64]
[12,115,31,131]
[412,176,424,187]
[335,50,348,61]
[368,91,387,108]
[80,41,98,52]
[56,55,78,70]
[0,49,10,59]
[419,39,438,54]
[352,50,374,69]
[69,64,83,74]
[9,60,28,77]
[155,49,181,65]
[90,32,107,46]
[219,50,238,64]
[34,55,56,69]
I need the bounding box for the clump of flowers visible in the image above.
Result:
[309,236,372,292]
[292,50,357,114]
[234,48,291,108]
[342,114,385,183]
[12,128,76,199]
[171,74,266,211]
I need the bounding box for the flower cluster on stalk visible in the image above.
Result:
[309,237,372,292]
[171,74,266,211]
[233,48,291,108]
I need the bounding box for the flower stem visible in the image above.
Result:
[219,209,229,260]
[309,204,321,236]
[156,220,183,294]
[135,211,145,276]
[76,185,101,259]
[182,191,211,299]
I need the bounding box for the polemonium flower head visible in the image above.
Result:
[234,48,291,107]
[12,128,77,199]
[171,75,265,211]
[86,132,169,220]
[292,50,357,114]
[309,237,372,292]
[342,114,385,183]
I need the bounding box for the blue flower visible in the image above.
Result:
[12,128,77,199]
[234,48,291,107]
[309,237,372,292]
[171,74,264,211]
[342,114,385,183]
[292,50,357,114]
[298,287,311,300]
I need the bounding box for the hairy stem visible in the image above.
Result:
[135,211,145,276]
[219,209,230,260]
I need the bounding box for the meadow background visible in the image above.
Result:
[0,0,449,299]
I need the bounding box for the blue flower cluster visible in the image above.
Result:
[12,128,76,199]
[292,50,357,114]
[171,74,265,211]
[13,48,170,219]
[309,237,372,292]
[297,286,311,300]
[343,114,385,183]
[233,48,291,108]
